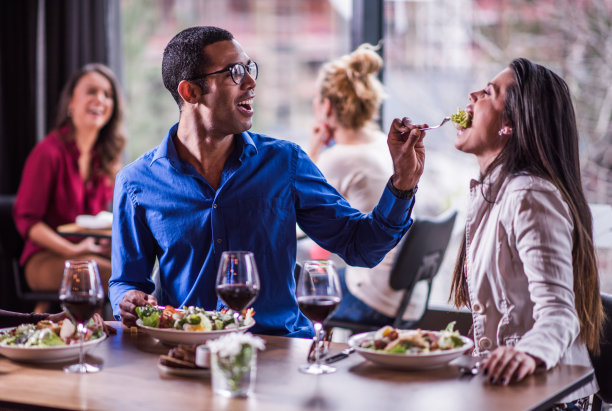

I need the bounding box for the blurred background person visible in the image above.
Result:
[13,63,126,313]
[450,58,603,407]
[302,43,427,328]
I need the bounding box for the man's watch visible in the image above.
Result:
[387,178,418,200]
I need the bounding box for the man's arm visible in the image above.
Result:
[109,172,158,326]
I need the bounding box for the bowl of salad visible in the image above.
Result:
[347,322,473,370]
[135,305,255,346]
[0,319,107,363]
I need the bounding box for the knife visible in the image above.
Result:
[324,347,355,364]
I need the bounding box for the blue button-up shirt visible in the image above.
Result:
[109,124,414,337]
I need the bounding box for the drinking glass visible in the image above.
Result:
[296,260,342,374]
[59,259,105,373]
[215,251,260,329]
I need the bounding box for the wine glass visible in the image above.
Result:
[296,260,342,375]
[215,251,260,330]
[59,259,105,373]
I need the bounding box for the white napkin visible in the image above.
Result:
[75,211,113,229]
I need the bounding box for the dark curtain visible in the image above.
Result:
[0,0,122,311]
[44,0,112,132]
[0,0,39,196]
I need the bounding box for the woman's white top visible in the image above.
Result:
[465,167,597,400]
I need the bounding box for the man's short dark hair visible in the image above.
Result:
[162,26,234,107]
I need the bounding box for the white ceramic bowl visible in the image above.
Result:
[0,332,107,363]
[137,320,255,346]
[348,330,473,370]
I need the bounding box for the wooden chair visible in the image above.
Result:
[0,195,58,305]
[324,209,458,334]
[590,292,612,411]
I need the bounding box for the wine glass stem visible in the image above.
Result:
[313,322,323,367]
[233,311,241,330]
[78,322,85,369]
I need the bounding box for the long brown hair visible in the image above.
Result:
[450,58,604,354]
[54,63,126,177]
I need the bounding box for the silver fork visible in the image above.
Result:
[419,116,451,131]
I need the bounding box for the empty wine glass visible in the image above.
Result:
[296,260,342,374]
[216,251,260,330]
[59,259,105,373]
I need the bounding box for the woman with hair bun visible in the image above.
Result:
[306,44,427,327]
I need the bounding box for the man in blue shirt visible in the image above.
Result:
[109,26,427,337]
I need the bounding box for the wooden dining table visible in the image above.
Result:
[0,322,593,411]
[56,223,112,239]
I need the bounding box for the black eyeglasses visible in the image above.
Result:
[188,61,258,85]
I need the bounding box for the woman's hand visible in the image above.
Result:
[308,122,333,163]
[482,346,540,385]
[387,117,426,191]
[72,237,111,258]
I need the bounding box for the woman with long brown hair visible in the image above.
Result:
[450,57,603,408]
[14,63,126,313]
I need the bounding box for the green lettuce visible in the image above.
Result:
[450,108,472,129]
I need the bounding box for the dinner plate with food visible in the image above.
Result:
[0,319,107,363]
[347,322,473,370]
[136,305,255,346]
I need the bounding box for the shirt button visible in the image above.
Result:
[216,238,222,244]
[478,337,492,350]
[213,204,218,209]
[472,302,484,314]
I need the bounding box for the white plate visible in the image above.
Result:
[157,362,209,378]
[0,331,107,363]
[137,320,255,345]
[348,330,473,370]
[75,211,113,229]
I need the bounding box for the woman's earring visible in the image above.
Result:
[498,129,503,136]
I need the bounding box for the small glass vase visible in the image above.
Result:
[211,345,257,398]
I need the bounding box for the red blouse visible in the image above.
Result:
[13,126,114,265]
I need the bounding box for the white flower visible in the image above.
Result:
[207,332,265,359]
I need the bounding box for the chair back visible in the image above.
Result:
[0,195,24,272]
[390,209,457,328]
[0,194,58,303]
[590,292,612,405]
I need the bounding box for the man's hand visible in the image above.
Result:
[119,290,158,327]
[387,117,426,191]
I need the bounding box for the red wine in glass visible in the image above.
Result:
[216,251,260,329]
[60,295,104,324]
[59,259,105,374]
[296,260,342,375]
[216,284,259,312]
[297,296,340,324]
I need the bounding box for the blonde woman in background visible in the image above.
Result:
[305,44,426,327]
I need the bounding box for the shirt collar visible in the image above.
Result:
[150,123,259,167]
[470,164,502,190]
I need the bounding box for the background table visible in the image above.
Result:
[56,223,111,239]
[0,322,593,410]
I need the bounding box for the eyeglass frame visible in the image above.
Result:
[187,61,258,85]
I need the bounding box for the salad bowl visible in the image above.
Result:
[348,330,473,370]
[0,328,107,363]
[137,320,255,346]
